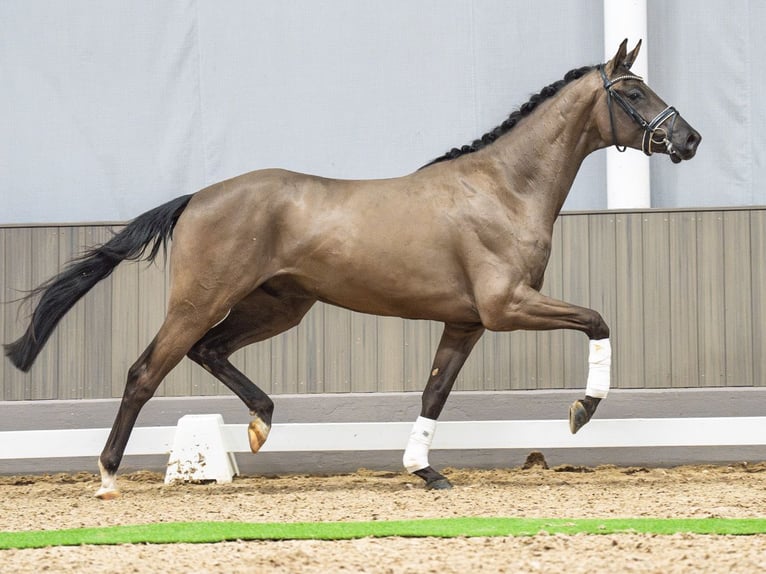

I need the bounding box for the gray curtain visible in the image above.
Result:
[0,0,761,224]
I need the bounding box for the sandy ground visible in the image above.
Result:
[1,460,765,573]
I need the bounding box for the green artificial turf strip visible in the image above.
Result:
[2,517,766,550]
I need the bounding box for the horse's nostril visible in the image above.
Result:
[686,131,701,150]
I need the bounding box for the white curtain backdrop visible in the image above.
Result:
[0,0,762,223]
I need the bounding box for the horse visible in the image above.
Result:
[5,40,700,499]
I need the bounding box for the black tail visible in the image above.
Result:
[5,194,194,372]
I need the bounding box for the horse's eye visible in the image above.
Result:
[627,89,643,101]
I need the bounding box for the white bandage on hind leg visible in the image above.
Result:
[585,338,612,398]
[402,416,437,473]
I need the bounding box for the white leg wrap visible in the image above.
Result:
[585,338,611,398]
[402,416,436,473]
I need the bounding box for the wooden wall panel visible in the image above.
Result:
[29,227,59,399]
[350,314,378,393]
[402,317,433,392]
[2,207,764,400]
[642,213,672,388]
[82,227,112,399]
[696,212,726,387]
[296,305,324,394]
[322,305,351,393]
[614,212,645,389]
[376,316,405,392]
[751,211,766,387]
[668,212,700,387]
[110,240,140,397]
[0,229,5,400]
[4,228,33,400]
[55,228,86,400]
[722,211,754,386]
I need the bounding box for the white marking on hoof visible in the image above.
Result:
[248,417,271,453]
[96,459,120,500]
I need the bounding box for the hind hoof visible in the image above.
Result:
[425,478,453,490]
[569,400,591,434]
[95,487,120,500]
[248,417,271,453]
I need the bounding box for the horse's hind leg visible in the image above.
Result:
[96,304,227,499]
[187,287,315,452]
[405,323,484,490]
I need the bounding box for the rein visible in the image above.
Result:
[598,64,678,156]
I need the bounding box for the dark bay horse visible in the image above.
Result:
[5,40,700,498]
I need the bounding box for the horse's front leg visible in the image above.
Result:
[405,323,484,490]
[477,284,611,434]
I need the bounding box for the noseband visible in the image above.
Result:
[598,64,678,156]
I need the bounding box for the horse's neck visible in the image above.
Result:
[484,80,605,222]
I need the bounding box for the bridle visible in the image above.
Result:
[598,64,678,156]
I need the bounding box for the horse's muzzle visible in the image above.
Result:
[669,126,701,163]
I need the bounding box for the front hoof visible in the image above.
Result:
[425,478,453,490]
[248,417,271,453]
[569,400,591,434]
[413,466,453,490]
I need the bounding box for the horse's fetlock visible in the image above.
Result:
[99,453,120,476]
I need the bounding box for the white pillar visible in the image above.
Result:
[604,0,650,209]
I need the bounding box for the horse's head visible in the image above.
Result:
[596,39,701,163]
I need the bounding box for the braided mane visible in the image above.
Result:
[421,65,596,168]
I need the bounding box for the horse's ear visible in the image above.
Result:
[606,39,629,75]
[623,39,642,71]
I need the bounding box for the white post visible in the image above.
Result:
[604,0,650,209]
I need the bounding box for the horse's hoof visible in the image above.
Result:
[425,478,453,490]
[248,417,271,453]
[95,487,120,500]
[569,400,590,434]
[413,466,452,490]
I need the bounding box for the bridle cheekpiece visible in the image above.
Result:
[598,64,678,156]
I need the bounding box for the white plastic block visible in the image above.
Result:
[164,414,239,485]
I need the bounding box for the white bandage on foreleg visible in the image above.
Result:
[402,416,437,473]
[585,338,612,398]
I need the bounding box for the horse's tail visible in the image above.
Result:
[4,193,195,372]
